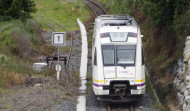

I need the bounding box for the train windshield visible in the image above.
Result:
[102,45,136,66]
[117,45,136,66]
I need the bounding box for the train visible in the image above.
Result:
[92,15,145,102]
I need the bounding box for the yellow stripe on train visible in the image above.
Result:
[93,79,104,83]
[135,78,145,82]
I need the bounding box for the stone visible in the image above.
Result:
[174,78,181,90]
[180,82,186,93]
[184,49,190,62]
[185,96,190,103]
[34,83,43,89]
[174,78,178,89]
[187,82,190,89]
[185,40,190,47]
[177,70,183,80]
[177,92,184,104]
[186,36,190,42]
[176,79,181,90]
[186,104,190,111]
[178,59,184,69]
[172,65,178,75]
[184,90,190,96]
[183,103,187,111]
[186,75,190,82]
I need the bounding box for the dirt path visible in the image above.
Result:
[0,76,76,111]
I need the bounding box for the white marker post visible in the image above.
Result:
[56,64,61,80]
[52,32,66,81]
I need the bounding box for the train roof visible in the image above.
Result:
[95,15,138,28]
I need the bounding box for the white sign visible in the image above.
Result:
[56,64,62,72]
[52,32,66,46]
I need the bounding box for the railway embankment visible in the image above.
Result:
[174,36,190,110]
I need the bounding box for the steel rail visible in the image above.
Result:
[85,0,108,16]
[130,104,134,111]
[91,0,108,15]
[85,2,98,16]
[43,22,57,69]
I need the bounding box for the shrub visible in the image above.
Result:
[0,70,25,87]
[0,0,37,21]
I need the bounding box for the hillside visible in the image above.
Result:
[96,0,190,110]
[0,0,91,110]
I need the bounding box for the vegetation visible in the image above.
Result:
[0,0,92,90]
[33,0,91,31]
[0,0,36,21]
[97,0,190,41]
[96,0,190,109]
[0,19,48,88]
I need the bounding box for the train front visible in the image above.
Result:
[92,24,145,102]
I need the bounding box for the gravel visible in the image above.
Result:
[86,94,102,111]
[85,91,158,111]
[51,101,76,111]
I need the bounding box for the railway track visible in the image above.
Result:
[84,0,108,16]
[84,1,138,110]
[106,103,135,111]
[41,15,74,70]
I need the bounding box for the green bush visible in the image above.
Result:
[0,19,42,57]
[175,9,190,40]
[0,0,37,21]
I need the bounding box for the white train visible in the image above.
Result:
[92,15,145,102]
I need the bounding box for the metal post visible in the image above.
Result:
[58,46,60,63]
[56,46,61,81]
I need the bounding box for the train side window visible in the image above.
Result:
[93,25,96,38]
[92,38,95,47]
[94,48,97,66]
[142,47,145,65]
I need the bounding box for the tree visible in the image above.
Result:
[0,0,36,21]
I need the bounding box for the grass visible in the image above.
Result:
[86,72,93,93]
[62,46,70,53]
[33,0,91,31]
[6,103,13,109]
[0,88,13,96]
[153,104,169,111]
[0,19,45,57]
[0,69,25,87]
[146,71,169,111]
[75,71,80,77]
[0,56,35,75]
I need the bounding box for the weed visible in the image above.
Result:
[75,71,80,77]
[86,72,92,80]
[78,36,81,40]
[153,104,169,111]
[88,37,92,48]
[0,88,13,96]
[88,54,92,59]
[62,46,70,53]
[145,74,155,100]
[6,103,13,109]
[0,70,25,87]
[160,57,176,72]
